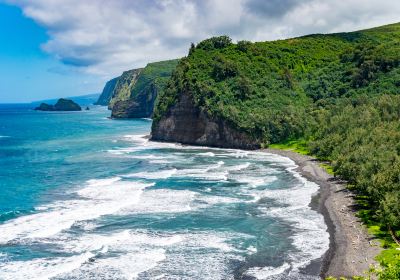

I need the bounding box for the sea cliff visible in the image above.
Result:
[151,91,259,149]
[111,59,179,119]
[95,77,119,106]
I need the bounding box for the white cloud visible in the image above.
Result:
[7,0,400,81]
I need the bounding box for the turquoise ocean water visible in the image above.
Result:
[0,105,329,279]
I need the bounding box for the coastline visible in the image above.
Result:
[263,148,382,279]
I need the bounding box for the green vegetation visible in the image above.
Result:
[269,139,309,155]
[131,59,180,99]
[109,59,179,109]
[153,22,400,278]
[109,68,142,108]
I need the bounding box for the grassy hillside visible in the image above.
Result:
[154,23,400,278]
[131,59,180,100]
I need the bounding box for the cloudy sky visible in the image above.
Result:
[0,0,399,102]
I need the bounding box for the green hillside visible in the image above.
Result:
[111,59,179,118]
[153,23,400,277]
[131,59,180,99]
[154,23,400,143]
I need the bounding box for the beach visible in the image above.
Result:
[265,148,382,279]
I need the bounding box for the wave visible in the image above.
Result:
[244,157,329,277]
[0,252,95,280]
[245,263,291,279]
[122,169,177,180]
[225,162,251,171]
[0,228,246,279]
[0,135,10,138]
[198,152,216,157]
[0,179,153,244]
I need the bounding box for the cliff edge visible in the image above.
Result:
[151,91,260,149]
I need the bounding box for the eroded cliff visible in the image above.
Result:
[151,91,260,149]
[110,59,179,119]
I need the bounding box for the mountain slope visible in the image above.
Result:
[108,68,143,109]
[152,23,400,147]
[111,59,179,118]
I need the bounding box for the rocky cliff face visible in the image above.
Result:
[111,84,157,118]
[108,68,143,109]
[110,59,179,119]
[95,77,119,106]
[151,92,260,149]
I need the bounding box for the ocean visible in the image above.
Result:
[0,105,329,280]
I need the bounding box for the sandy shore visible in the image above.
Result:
[264,148,382,279]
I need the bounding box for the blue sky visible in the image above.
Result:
[0,0,399,103]
[0,3,100,103]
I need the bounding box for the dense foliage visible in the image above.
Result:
[132,59,180,98]
[153,23,400,275]
[154,23,400,145]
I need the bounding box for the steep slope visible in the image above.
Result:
[95,77,119,105]
[111,59,179,118]
[152,23,400,148]
[108,68,143,109]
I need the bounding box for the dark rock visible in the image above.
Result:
[85,107,90,110]
[54,99,82,111]
[34,98,82,111]
[34,103,55,111]
[151,92,260,150]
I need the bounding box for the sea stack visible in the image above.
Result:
[34,98,82,111]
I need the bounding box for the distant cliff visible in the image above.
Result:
[34,98,82,111]
[111,59,179,119]
[108,69,143,110]
[95,77,119,106]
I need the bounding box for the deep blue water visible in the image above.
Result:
[0,105,329,279]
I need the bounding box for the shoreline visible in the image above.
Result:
[263,148,382,279]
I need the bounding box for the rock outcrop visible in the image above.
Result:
[110,59,179,119]
[108,69,143,110]
[95,77,119,106]
[111,84,157,118]
[34,98,82,111]
[151,92,260,149]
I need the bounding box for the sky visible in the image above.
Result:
[0,0,399,103]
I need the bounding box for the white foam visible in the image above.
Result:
[0,252,95,280]
[86,177,121,187]
[225,162,251,171]
[198,152,216,157]
[0,179,153,243]
[175,161,229,181]
[248,157,329,275]
[93,249,166,279]
[120,189,196,214]
[245,263,291,279]
[122,169,177,180]
[247,245,257,254]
